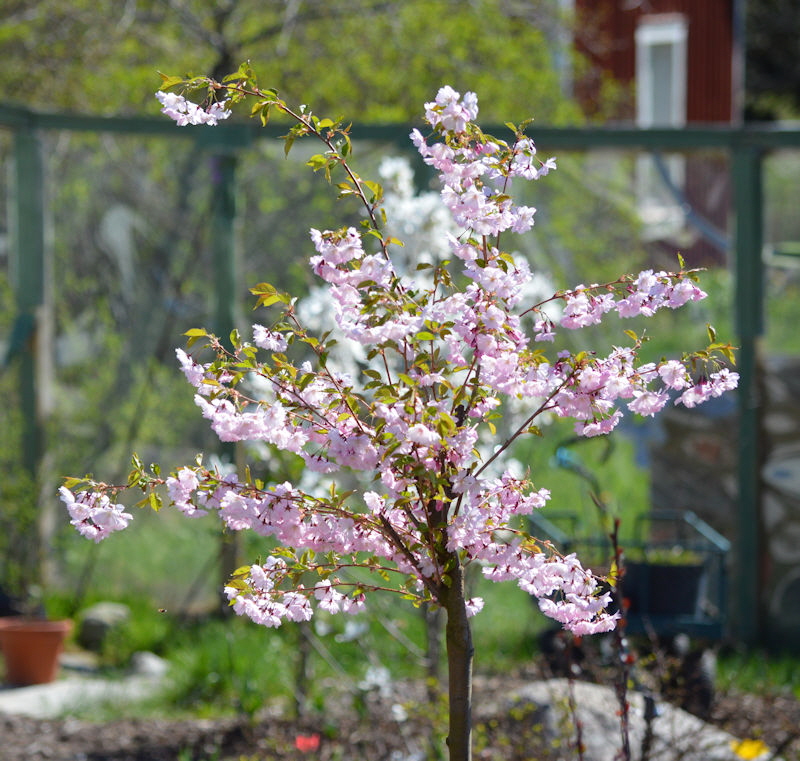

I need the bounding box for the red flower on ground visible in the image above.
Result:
[294,733,321,752]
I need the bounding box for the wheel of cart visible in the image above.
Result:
[529,440,731,718]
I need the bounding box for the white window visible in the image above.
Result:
[635,15,688,239]
[635,15,688,128]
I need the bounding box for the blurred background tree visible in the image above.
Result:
[0,0,596,123]
[745,0,800,119]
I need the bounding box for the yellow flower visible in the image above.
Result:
[730,738,769,760]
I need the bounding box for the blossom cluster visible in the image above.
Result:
[59,486,133,543]
[558,270,705,330]
[126,459,607,629]
[62,82,738,639]
[155,91,231,126]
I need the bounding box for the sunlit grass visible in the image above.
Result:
[717,648,800,699]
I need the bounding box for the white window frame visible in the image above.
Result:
[635,14,688,128]
[635,15,689,239]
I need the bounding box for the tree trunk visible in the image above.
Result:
[441,555,474,761]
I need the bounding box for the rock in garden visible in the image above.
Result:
[77,602,131,652]
[505,679,775,761]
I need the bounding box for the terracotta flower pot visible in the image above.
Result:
[0,617,72,686]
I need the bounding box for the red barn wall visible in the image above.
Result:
[575,0,734,123]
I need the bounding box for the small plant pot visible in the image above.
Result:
[623,562,706,617]
[0,617,72,686]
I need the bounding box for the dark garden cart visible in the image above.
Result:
[529,442,731,640]
[530,506,730,639]
[528,441,732,717]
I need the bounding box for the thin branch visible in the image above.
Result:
[473,371,576,479]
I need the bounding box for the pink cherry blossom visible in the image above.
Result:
[424,86,478,133]
[155,91,230,126]
[253,324,288,352]
[59,486,133,542]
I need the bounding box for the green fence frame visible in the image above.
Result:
[4,102,800,645]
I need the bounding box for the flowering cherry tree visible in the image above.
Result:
[62,66,737,761]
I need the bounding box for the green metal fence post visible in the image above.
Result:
[10,126,47,479]
[210,152,238,343]
[209,148,242,609]
[732,142,765,646]
[7,120,54,592]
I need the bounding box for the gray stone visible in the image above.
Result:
[77,602,131,652]
[129,651,168,678]
[0,671,165,719]
[504,679,774,761]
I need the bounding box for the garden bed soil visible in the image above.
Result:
[1,672,799,761]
